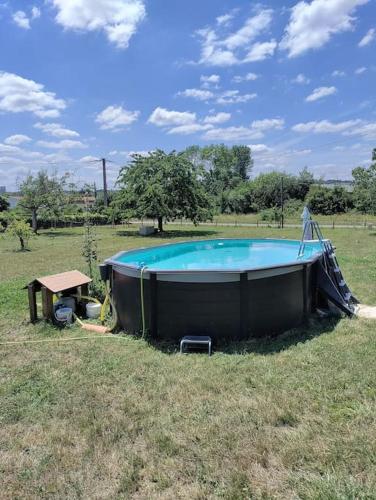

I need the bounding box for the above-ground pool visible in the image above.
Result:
[101,239,326,342]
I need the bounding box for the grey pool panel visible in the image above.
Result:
[101,238,331,342]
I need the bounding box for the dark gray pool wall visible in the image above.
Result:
[105,260,320,342]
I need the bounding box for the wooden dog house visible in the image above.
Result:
[27,270,91,322]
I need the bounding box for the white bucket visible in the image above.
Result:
[55,307,73,324]
[86,302,101,319]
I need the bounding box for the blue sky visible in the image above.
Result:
[0,0,375,190]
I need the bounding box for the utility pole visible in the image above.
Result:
[102,158,108,208]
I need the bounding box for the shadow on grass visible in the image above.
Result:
[116,229,219,239]
[146,316,340,356]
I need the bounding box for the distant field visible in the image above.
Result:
[1,224,376,498]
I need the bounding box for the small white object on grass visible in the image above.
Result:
[356,304,376,319]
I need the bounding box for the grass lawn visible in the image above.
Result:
[1,223,376,499]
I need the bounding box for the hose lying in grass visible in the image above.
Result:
[0,336,127,346]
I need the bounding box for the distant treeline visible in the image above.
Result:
[1,146,375,232]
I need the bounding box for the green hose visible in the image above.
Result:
[140,266,148,337]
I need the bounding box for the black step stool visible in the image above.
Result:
[180,336,212,356]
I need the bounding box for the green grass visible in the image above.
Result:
[1,224,376,499]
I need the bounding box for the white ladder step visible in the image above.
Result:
[333,267,340,273]
[339,280,346,287]
[344,292,352,302]
[328,253,336,259]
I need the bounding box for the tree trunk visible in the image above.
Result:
[158,216,163,232]
[31,209,38,234]
[19,236,25,251]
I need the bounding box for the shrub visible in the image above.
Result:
[6,220,34,251]
[306,185,352,215]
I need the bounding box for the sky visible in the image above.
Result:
[0,0,375,191]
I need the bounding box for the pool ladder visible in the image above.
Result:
[298,220,357,308]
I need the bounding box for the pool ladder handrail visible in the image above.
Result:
[298,220,331,258]
[298,219,357,308]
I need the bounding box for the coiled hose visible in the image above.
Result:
[100,281,118,332]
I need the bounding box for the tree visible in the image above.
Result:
[294,167,315,200]
[116,150,213,231]
[18,170,68,233]
[82,218,98,278]
[6,220,34,251]
[0,195,9,212]
[352,151,376,214]
[249,172,295,211]
[183,145,253,212]
[232,145,253,180]
[306,185,352,215]
[221,183,254,214]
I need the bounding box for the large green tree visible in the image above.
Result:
[116,150,213,231]
[352,149,376,214]
[184,144,253,211]
[0,194,9,212]
[306,185,352,215]
[19,170,68,233]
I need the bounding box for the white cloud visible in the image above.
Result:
[202,117,284,141]
[216,90,257,105]
[203,126,263,141]
[79,155,100,163]
[4,134,32,146]
[216,13,234,26]
[332,69,346,77]
[244,40,277,62]
[95,105,139,130]
[292,73,310,84]
[178,86,258,105]
[196,8,274,66]
[203,112,231,124]
[168,123,213,135]
[251,118,284,131]
[355,66,367,74]
[292,119,362,133]
[34,122,79,138]
[178,88,215,101]
[51,0,146,49]
[148,108,231,135]
[358,27,375,47]
[108,149,150,158]
[200,74,220,87]
[224,9,273,50]
[233,72,259,83]
[12,6,40,29]
[0,143,22,154]
[0,71,66,118]
[37,139,87,149]
[148,107,196,127]
[280,0,369,58]
[305,86,337,102]
[248,143,272,153]
[32,6,41,19]
[344,122,376,139]
[12,11,30,29]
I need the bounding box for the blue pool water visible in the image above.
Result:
[111,239,323,271]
